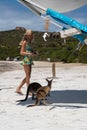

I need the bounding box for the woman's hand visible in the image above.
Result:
[28,52,33,56]
[33,51,38,55]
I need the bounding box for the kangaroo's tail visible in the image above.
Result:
[27,104,37,107]
[16,86,30,102]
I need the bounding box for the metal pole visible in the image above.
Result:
[52,63,56,78]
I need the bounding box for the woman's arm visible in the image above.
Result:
[20,41,33,56]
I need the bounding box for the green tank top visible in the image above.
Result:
[26,44,33,53]
[21,44,34,65]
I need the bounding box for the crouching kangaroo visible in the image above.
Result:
[27,79,53,107]
[16,82,42,102]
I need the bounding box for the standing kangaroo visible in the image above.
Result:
[27,79,53,107]
[16,82,42,102]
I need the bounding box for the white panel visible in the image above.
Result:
[60,28,81,38]
[19,0,87,13]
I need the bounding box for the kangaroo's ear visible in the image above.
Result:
[46,78,49,82]
[51,79,53,82]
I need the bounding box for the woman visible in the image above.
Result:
[16,30,36,95]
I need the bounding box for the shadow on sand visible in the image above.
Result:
[50,90,87,104]
[16,90,87,109]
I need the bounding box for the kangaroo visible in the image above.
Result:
[27,79,53,107]
[16,82,42,102]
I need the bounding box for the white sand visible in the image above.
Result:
[0,61,87,130]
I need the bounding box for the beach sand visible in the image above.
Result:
[0,61,87,130]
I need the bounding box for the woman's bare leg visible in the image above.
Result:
[16,65,32,95]
[16,78,26,94]
[24,65,31,87]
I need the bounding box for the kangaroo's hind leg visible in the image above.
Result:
[32,93,36,100]
[43,99,48,105]
[27,97,39,107]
